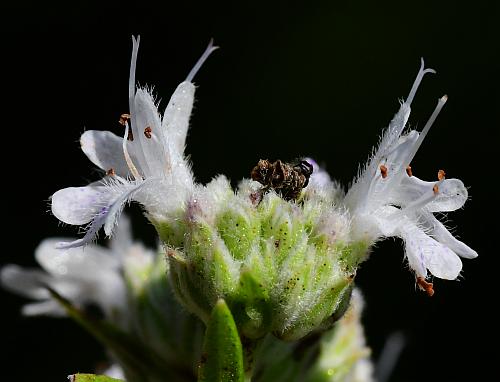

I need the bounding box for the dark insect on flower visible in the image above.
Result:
[251,159,313,201]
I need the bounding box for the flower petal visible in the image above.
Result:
[398,176,467,212]
[56,180,145,248]
[306,158,331,188]
[22,300,66,316]
[110,214,133,255]
[162,81,195,155]
[80,130,137,178]
[423,245,462,280]
[52,184,110,225]
[35,239,118,276]
[427,178,468,212]
[132,88,167,177]
[419,211,478,259]
[399,220,462,279]
[0,265,50,299]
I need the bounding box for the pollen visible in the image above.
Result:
[438,169,446,180]
[106,168,115,176]
[118,113,130,126]
[144,126,152,139]
[380,164,388,179]
[406,165,413,177]
[416,276,435,297]
[127,130,134,141]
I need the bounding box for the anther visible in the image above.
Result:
[438,169,446,181]
[406,165,413,177]
[106,168,115,176]
[380,164,388,179]
[433,184,439,194]
[144,126,152,139]
[119,113,130,126]
[119,113,134,141]
[416,277,434,297]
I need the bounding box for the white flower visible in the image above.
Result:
[345,59,477,285]
[0,216,153,328]
[51,36,217,248]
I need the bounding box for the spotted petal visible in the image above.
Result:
[131,88,167,178]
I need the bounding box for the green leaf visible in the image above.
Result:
[68,374,124,382]
[198,299,244,382]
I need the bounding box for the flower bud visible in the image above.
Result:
[254,289,373,382]
[161,176,369,341]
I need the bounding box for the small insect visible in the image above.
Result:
[251,159,313,201]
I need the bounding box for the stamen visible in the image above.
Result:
[186,39,219,83]
[405,95,448,165]
[144,126,152,139]
[119,113,133,140]
[416,276,434,297]
[406,165,413,177]
[106,168,115,176]
[380,164,388,179]
[118,113,130,126]
[122,121,141,180]
[438,169,446,180]
[405,58,436,106]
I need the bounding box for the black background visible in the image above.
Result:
[1,1,497,381]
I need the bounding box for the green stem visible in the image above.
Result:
[241,337,262,382]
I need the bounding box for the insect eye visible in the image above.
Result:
[299,161,313,176]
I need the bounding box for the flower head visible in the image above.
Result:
[345,59,477,288]
[51,36,218,248]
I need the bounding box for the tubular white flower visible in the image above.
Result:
[345,59,477,282]
[52,36,218,247]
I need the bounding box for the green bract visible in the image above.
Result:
[160,176,369,341]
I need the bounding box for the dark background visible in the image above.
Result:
[1,1,497,381]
